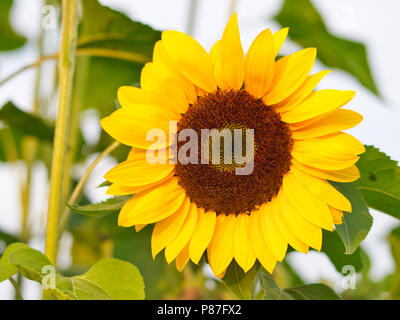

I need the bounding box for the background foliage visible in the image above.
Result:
[0,0,399,300]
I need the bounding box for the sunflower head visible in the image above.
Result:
[101,13,364,277]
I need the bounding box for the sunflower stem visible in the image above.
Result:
[45,0,79,270]
[9,277,23,300]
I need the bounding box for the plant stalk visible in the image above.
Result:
[45,0,79,266]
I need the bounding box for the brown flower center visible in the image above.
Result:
[175,89,293,215]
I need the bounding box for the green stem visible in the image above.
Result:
[0,49,150,88]
[59,141,120,235]
[45,0,79,266]
[62,56,89,201]
[9,277,23,300]
[186,0,198,36]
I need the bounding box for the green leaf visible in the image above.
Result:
[8,247,53,282]
[331,182,373,254]
[355,146,400,219]
[0,0,26,51]
[259,269,340,300]
[111,223,183,299]
[321,230,363,273]
[259,269,293,300]
[0,101,54,141]
[388,227,400,299]
[222,261,260,300]
[284,284,341,300]
[77,0,160,118]
[73,258,145,300]
[0,229,20,249]
[275,0,379,96]
[67,196,130,216]
[71,277,111,300]
[0,242,29,282]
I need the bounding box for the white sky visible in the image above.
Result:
[0,0,399,299]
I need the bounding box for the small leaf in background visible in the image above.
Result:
[0,0,26,51]
[259,269,293,300]
[67,196,130,217]
[0,242,29,282]
[112,224,184,299]
[284,283,340,300]
[321,230,363,273]
[259,268,340,300]
[275,0,379,96]
[0,229,20,250]
[331,182,373,254]
[0,101,54,142]
[222,261,260,300]
[74,258,145,300]
[78,0,160,118]
[355,145,400,220]
[8,247,52,282]
[388,227,400,299]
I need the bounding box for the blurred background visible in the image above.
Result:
[0,0,399,299]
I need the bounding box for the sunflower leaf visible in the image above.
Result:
[0,242,30,283]
[222,261,260,300]
[259,268,340,300]
[355,145,400,219]
[321,230,363,273]
[275,0,379,96]
[0,101,54,142]
[0,0,26,51]
[78,0,160,118]
[72,258,145,300]
[8,247,53,283]
[387,227,400,299]
[331,182,373,254]
[67,196,131,217]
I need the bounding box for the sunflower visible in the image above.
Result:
[100,13,364,277]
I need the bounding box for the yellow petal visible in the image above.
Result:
[277,189,323,251]
[105,159,174,187]
[117,86,176,114]
[272,27,289,57]
[330,207,344,225]
[106,172,174,196]
[233,214,256,272]
[291,109,363,140]
[249,210,277,273]
[291,166,352,212]
[292,159,360,183]
[275,70,331,113]
[207,214,235,275]
[260,201,288,262]
[292,133,365,171]
[282,171,334,231]
[281,89,355,123]
[153,40,197,104]
[264,48,316,105]
[209,40,224,87]
[219,13,244,90]
[135,224,147,232]
[118,178,186,226]
[176,242,191,272]
[165,202,198,263]
[100,105,176,149]
[141,62,188,114]
[244,29,275,98]
[162,30,217,92]
[151,197,191,258]
[189,209,216,264]
[272,196,309,254]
